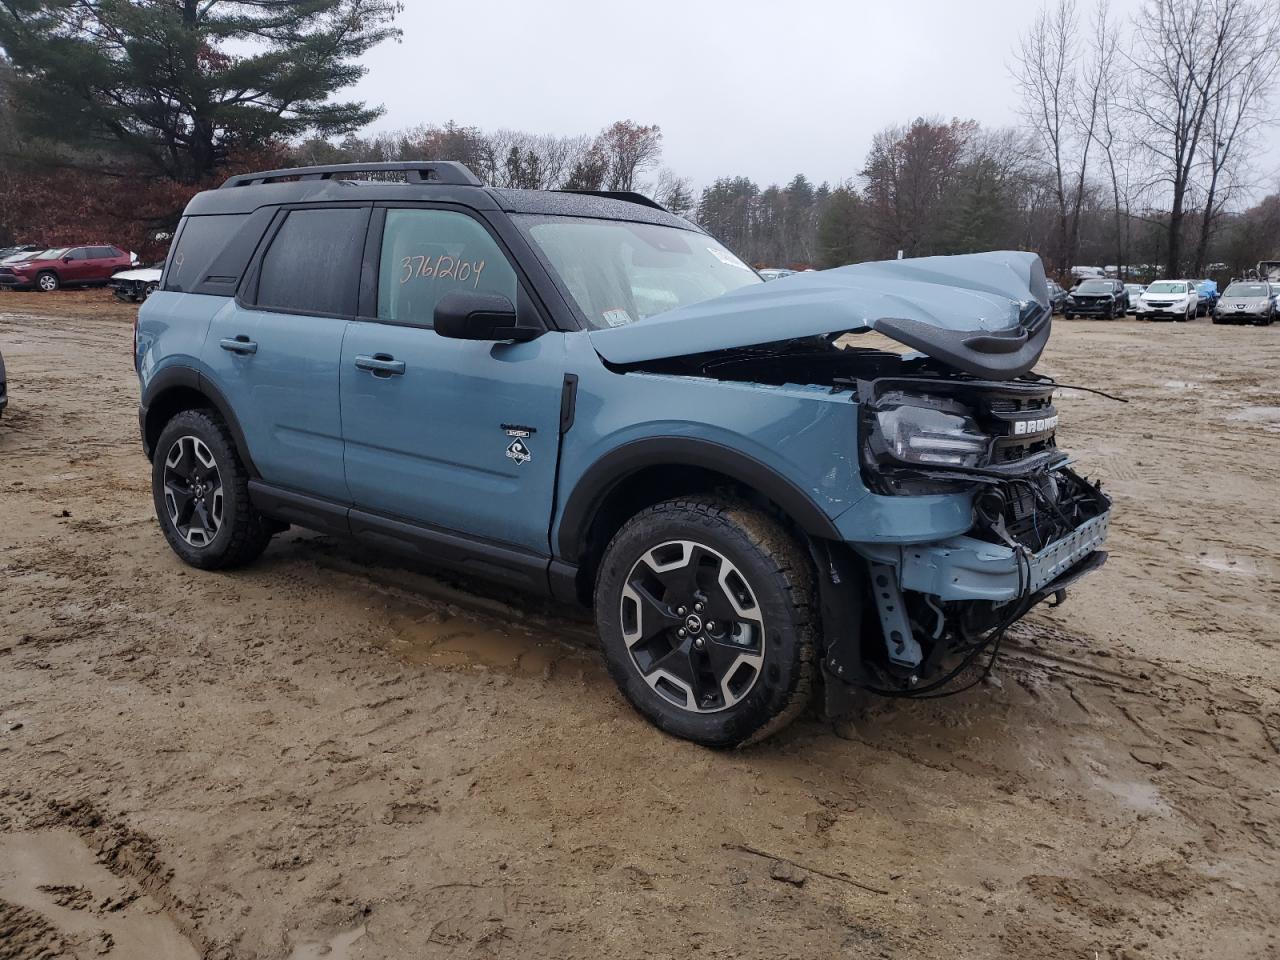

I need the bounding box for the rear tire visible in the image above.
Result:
[35,271,59,292]
[151,408,272,570]
[594,497,815,748]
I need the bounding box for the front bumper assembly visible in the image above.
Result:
[815,471,1110,710]
[856,511,1110,603]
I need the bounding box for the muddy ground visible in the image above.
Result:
[1,287,1278,959]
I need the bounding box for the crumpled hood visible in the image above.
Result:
[589,250,1052,380]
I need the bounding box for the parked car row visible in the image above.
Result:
[1048,274,1269,325]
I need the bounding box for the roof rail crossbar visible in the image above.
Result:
[220,161,483,189]
[554,189,669,212]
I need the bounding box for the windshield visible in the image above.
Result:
[1146,281,1187,295]
[36,248,68,259]
[1125,284,1144,292]
[516,215,760,329]
[1223,283,1268,297]
[1075,280,1112,294]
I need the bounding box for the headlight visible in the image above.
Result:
[874,402,988,468]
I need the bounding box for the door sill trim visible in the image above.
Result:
[247,481,570,596]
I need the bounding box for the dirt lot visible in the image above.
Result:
[1,287,1278,959]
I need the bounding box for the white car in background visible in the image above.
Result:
[109,264,162,302]
[1123,283,1146,313]
[1134,280,1199,322]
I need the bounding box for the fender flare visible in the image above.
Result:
[555,436,843,561]
[139,365,259,476]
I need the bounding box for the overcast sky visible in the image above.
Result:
[349,0,1280,199]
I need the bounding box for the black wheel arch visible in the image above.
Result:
[139,365,259,477]
[556,437,842,602]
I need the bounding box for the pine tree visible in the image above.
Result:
[0,0,400,182]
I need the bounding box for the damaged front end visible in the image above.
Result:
[590,250,1112,708]
[838,372,1110,700]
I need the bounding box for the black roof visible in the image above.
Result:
[184,161,698,231]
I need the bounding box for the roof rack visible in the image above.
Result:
[554,189,669,212]
[220,161,483,189]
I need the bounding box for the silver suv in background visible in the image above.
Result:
[1213,280,1276,326]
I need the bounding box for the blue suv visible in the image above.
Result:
[136,161,1111,746]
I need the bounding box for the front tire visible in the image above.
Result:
[36,271,59,292]
[594,497,815,748]
[151,408,272,570]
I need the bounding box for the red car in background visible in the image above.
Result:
[0,244,133,292]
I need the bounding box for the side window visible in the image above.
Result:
[166,214,248,293]
[377,209,517,327]
[90,246,116,258]
[254,207,366,316]
[68,248,90,260]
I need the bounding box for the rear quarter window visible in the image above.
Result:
[165,214,248,293]
[253,207,367,317]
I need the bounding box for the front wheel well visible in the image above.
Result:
[570,463,813,606]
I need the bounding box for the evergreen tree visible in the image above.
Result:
[817,186,868,268]
[0,0,400,182]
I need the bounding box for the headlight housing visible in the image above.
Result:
[871,397,989,469]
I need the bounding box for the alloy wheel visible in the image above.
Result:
[619,539,766,713]
[162,435,224,547]
[37,274,57,292]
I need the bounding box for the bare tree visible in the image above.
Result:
[1012,0,1094,274]
[1189,1,1280,273]
[1083,1,1132,274]
[1130,0,1243,276]
[596,120,663,191]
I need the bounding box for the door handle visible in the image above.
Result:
[354,354,406,376]
[220,336,258,355]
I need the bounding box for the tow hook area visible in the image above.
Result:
[868,562,922,670]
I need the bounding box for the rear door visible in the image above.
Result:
[340,205,566,554]
[203,204,369,503]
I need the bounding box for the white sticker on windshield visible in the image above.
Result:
[602,308,631,327]
[707,246,751,270]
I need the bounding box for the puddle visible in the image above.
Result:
[289,923,367,960]
[0,829,200,959]
[1227,405,1280,431]
[1088,775,1171,816]
[1188,554,1261,577]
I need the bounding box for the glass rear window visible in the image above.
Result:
[1075,280,1112,294]
[1223,283,1267,297]
[165,215,248,293]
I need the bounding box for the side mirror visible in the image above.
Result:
[62,256,73,263]
[434,290,539,343]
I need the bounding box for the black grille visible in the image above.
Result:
[987,395,1052,414]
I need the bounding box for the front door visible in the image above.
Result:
[340,207,565,554]
[61,247,95,284]
[203,205,369,503]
